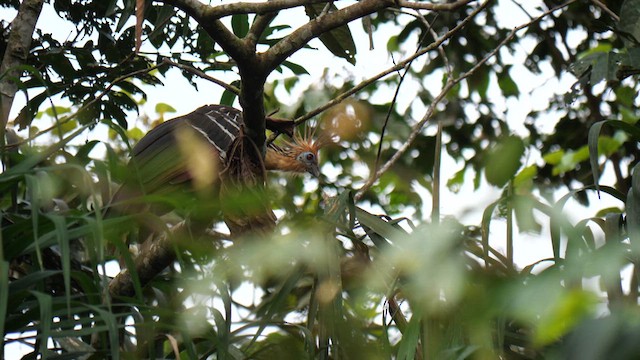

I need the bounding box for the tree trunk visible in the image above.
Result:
[0,0,44,130]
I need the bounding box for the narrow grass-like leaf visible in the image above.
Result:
[8,270,61,293]
[84,304,120,360]
[25,174,44,269]
[31,291,53,357]
[250,267,305,348]
[396,309,422,360]
[627,164,640,249]
[284,324,315,359]
[211,307,230,358]
[589,120,640,195]
[0,260,8,355]
[556,185,626,209]
[0,123,93,193]
[481,200,501,266]
[356,207,407,243]
[46,214,72,317]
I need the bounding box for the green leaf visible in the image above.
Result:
[534,290,597,346]
[514,195,542,233]
[231,13,249,38]
[447,166,467,193]
[220,80,240,106]
[304,4,357,64]
[52,119,78,137]
[44,106,71,117]
[31,291,53,356]
[590,51,610,85]
[155,102,176,116]
[619,0,640,46]
[484,135,525,188]
[356,207,407,245]
[387,35,399,52]
[396,309,422,360]
[498,68,519,97]
[282,61,309,75]
[513,165,537,188]
[543,150,564,165]
[588,120,640,192]
[468,70,490,99]
[0,261,8,345]
[48,214,73,315]
[627,163,640,249]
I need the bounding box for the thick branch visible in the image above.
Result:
[279,0,482,132]
[398,0,476,11]
[161,0,249,62]
[163,0,473,18]
[108,224,182,298]
[0,0,44,130]
[179,0,332,18]
[262,0,396,73]
[261,0,474,72]
[156,0,476,155]
[246,13,278,50]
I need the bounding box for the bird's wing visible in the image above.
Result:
[108,105,246,215]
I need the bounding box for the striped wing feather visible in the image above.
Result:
[108,105,245,215]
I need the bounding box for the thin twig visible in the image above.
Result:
[265,0,486,144]
[509,0,533,20]
[354,0,490,200]
[161,58,240,95]
[355,0,577,201]
[590,0,619,21]
[425,16,451,226]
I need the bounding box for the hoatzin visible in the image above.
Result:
[107,104,323,239]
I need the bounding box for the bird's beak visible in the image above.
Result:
[308,163,321,177]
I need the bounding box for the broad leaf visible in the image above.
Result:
[304,3,356,64]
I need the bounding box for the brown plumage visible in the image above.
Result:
[107,105,323,222]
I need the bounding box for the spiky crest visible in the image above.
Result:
[264,124,329,174]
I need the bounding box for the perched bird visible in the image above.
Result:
[106,104,323,236]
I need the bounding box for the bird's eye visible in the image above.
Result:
[298,151,315,163]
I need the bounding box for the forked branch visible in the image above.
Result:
[157,0,476,151]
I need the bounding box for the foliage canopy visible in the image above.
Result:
[3,0,640,358]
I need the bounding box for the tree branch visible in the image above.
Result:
[590,0,619,21]
[161,0,249,62]
[261,0,397,73]
[397,0,476,11]
[274,0,483,135]
[162,58,240,95]
[156,0,479,157]
[0,0,44,130]
[109,223,182,299]
[355,0,577,200]
[246,12,278,50]
[188,0,333,18]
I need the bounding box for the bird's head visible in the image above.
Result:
[265,128,328,177]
